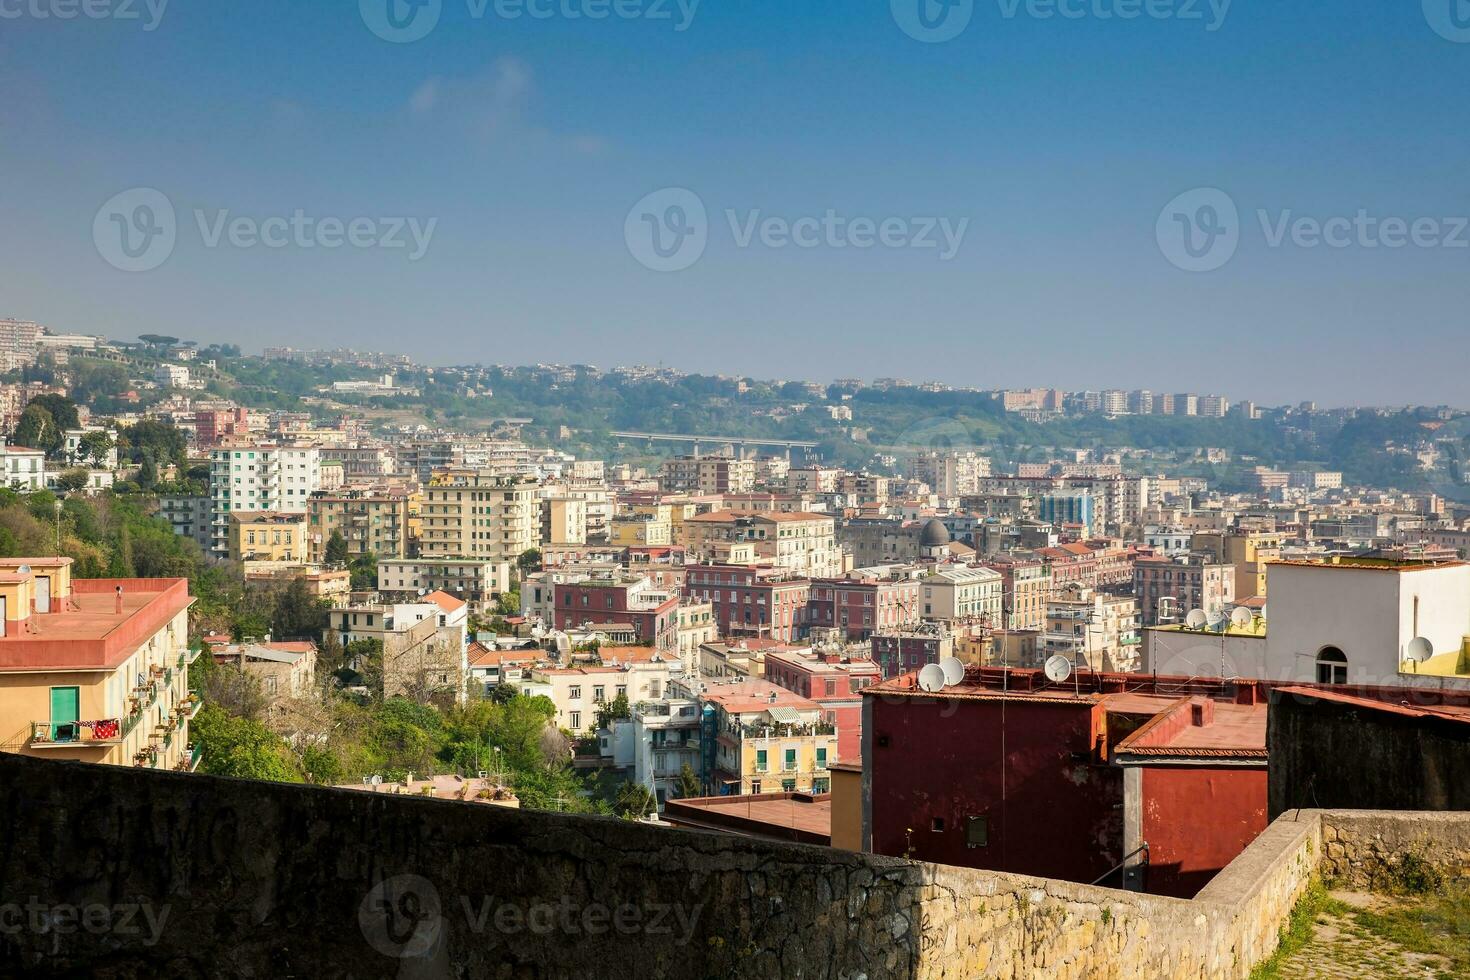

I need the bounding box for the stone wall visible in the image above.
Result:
[1318,810,1470,889]
[0,752,1455,979]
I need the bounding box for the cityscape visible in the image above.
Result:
[4,1,1470,978]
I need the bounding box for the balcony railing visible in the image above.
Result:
[174,742,203,772]
[28,719,124,747]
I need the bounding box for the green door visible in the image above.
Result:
[50,687,80,740]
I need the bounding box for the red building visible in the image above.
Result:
[806,576,921,641]
[862,667,1267,897]
[869,627,951,680]
[682,564,810,643]
[552,578,680,651]
[764,647,882,762]
[194,407,251,447]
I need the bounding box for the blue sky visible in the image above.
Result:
[2,0,1468,406]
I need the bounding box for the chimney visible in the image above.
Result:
[115,585,124,614]
[1189,696,1214,728]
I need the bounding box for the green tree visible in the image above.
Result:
[29,394,80,433]
[192,705,302,782]
[271,579,327,639]
[78,430,114,467]
[13,404,58,456]
[301,744,345,785]
[348,551,377,591]
[517,548,542,576]
[675,763,701,800]
[324,529,349,565]
[595,691,631,733]
[614,781,656,819]
[56,468,90,492]
[137,454,159,491]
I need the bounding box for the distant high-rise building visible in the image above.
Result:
[1172,394,1199,416]
[1129,390,1154,415]
[1101,390,1128,415]
[0,318,42,372]
[1197,395,1229,417]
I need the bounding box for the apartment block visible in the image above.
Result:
[541,496,588,546]
[659,454,756,495]
[684,511,841,579]
[1133,554,1236,627]
[0,318,42,372]
[227,512,307,564]
[700,679,838,796]
[307,488,411,562]
[0,559,200,773]
[208,446,321,557]
[683,564,811,643]
[377,558,513,610]
[921,566,1004,624]
[420,470,540,564]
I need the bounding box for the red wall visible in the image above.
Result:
[1140,766,1268,898]
[868,695,1122,884]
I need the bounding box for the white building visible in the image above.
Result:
[0,439,46,490]
[921,565,1003,623]
[208,446,321,557]
[154,364,191,388]
[1144,558,1470,691]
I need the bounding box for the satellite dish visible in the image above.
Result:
[1185,609,1208,630]
[1404,637,1434,663]
[1260,603,1268,621]
[939,656,966,687]
[917,664,947,693]
[1044,655,1073,684]
[16,564,30,576]
[1230,607,1253,629]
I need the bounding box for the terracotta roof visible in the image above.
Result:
[424,590,466,613]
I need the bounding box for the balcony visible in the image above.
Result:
[174,742,203,772]
[27,719,124,748]
[176,692,203,721]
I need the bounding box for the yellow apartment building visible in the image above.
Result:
[228,511,308,563]
[0,558,200,772]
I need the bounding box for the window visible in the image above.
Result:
[783,748,796,771]
[569,686,581,700]
[781,779,796,792]
[569,711,581,729]
[966,815,989,848]
[593,685,605,702]
[816,747,827,770]
[750,780,761,794]
[1316,646,1348,685]
[755,749,767,773]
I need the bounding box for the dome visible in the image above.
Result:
[919,519,951,548]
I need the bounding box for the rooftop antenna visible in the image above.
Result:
[939,656,966,687]
[917,663,946,693]
[1044,654,1073,685]
[1403,636,1433,670]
